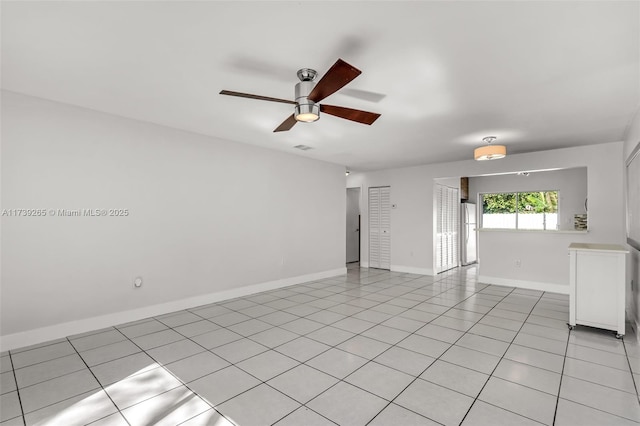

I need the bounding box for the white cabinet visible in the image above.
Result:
[568,243,628,337]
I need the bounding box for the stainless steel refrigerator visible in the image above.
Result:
[461,202,477,265]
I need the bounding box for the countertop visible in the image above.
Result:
[568,243,629,252]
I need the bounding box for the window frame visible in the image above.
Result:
[479,190,560,231]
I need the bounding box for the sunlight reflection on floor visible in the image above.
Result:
[29,365,232,426]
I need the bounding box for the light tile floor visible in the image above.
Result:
[2,264,640,425]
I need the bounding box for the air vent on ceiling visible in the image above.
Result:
[293,145,313,151]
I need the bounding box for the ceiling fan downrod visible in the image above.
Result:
[295,68,320,122]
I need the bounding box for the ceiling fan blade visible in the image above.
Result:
[320,104,381,125]
[274,114,297,132]
[307,59,362,103]
[220,90,295,105]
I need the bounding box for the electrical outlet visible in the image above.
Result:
[515,260,521,268]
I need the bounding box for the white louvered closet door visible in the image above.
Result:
[436,184,459,273]
[435,185,443,273]
[369,186,391,270]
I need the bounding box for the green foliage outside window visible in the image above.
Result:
[482,193,516,213]
[483,191,558,214]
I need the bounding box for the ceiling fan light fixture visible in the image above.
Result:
[294,103,320,122]
[474,136,506,161]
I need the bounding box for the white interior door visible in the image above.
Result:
[379,187,391,269]
[369,186,391,269]
[436,184,459,273]
[346,188,360,263]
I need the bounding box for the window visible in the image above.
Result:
[481,191,558,230]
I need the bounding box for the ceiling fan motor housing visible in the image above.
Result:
[294,73,320,122]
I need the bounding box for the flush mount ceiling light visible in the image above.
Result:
[345,170,350,176]
[474,136,507,161]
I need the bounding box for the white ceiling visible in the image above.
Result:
[2,1,638,171]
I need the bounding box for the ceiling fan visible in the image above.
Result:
[220,58,381,132]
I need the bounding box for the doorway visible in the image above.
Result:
[346,187,361,264]
[369,186,391,270]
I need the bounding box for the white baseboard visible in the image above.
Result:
[1,267,346,351]
[360,261,369,268]
[478,275,569,295]
[391,265,434,276]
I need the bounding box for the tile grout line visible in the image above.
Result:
[457,288,546,425]
[443,289,546,418]
[65,336,133,426]
[291,272,480,425]
[134,300,344,425]
[211,272,447,361]
[552,393,640,424]
[188,273,438,424]
[6,267,605,426]
[363,282,522,425]
[4,270,427,426]
[460,296,560,424]
[292,275,485,364]
[558,343,634,372]
[6,277,522,392]
[87,323,236,425]
[185,269,425,425]
[3,308,592,424]
[8,349,80,372]
[622,339,640,404]
[556,366,640,396]
[0,272,437,411]
[7,351,27,426]
[11,337,134,426]
[173,270,462,425]
[551,327,572,425]
[8,338,72,356]
[109,325,239,426]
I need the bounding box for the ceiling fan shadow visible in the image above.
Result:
[327,35,369,62]
[227,56,291,82]
[340,88,386,103]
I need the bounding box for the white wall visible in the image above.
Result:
[348,142,625,293]
[348,167,434,275]
[1,92,346,349]
[435,177,460,190]
[468,168,587,231]
[624,107,640,331]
